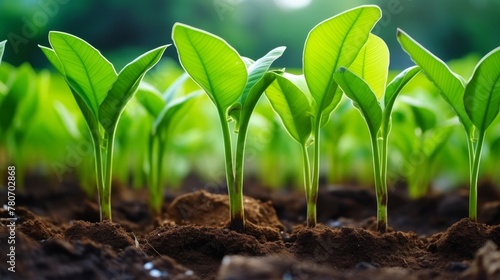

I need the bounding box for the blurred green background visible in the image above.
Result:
[2,0,500,70]
[1,0,500,197]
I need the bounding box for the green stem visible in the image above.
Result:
[218,113,241,231]
[91,132,106,222]
[370,131,387,232]
[233,120,250,232]
[469,131,485,222]
[466,132,475,178]
[156,137,166,213]
[100,131,115,221]
[310,123,322,227]
[301,144,315,227]
[148,134,162,214]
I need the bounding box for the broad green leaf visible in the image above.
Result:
[0,40,6,64]
[350,34,389,100]
[425,125,453,161]
[334,67,382,134]
[136,82,166,118]
[381,66,420,135]
[266,75,312,145]
[234,72,278,133]
[154,90,202,135]
[397,29,472,131]
[384,66,420,111]
[53,101,81,139]
[163,72,189,104]
[99,45,167,134]
[464,47,500,132]
[229,46,286,129]
[304,5,381,126]
[71,88,100,139]
[0,64,34,134]
[241,46,286,106]
[39,46,65,75]
[48,31,117,118]
[172,23,247,113]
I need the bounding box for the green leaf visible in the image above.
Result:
[334,67,382,134]
[39,46,65,75]
[48,31,117,118]
[229,46,286,129]
[0,40,6,64]
[304,5,381,126]
[384,66,420,111]
[53,101,81,139]
[397,29,472,132]
[382,66,420,135]
[265,75,313,145]
[163,72,189,104]
[172,23,247,113]
[464,47,500,132]
[350,34,389,100]
[0,64,35,135]
[154,90,202,135]
[136,82,166,118]
[99,45,167,134]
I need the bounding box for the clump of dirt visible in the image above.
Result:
[166,190,284,230]
[3,176,500,279]
[64,220,134,250]
[144,223,286,278]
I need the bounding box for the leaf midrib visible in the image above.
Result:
[60,35,102,115]
[477,73,500,131]
[317,10,364,114]
[185,30,220,111]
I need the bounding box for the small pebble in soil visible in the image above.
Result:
[327,220,342,228]
[222,256,231,266]
[143,262,154,270]
[280,231,291,241]
[355,262,380,270]
[282,271,293,280]
[185,270,194,276]
[447,262,469,272]
[149,269,168,278]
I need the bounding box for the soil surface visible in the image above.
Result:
[1,175,500,279]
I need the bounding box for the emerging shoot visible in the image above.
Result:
[172,23,285,231]
[39,32,167,221]
[398,29,500,222]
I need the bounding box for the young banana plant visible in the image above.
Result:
[398,29,500,222]
[172,23,285,231]
[40,31,167,221]
[333,33,420,232]
[266,5,382,227]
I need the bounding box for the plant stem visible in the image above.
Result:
[370,131,387,232]
[218,113,242,231]
[91,132,106,222]
[301,144,315,227]
[148,134,162,214]
[233,119,251,232]
[469,131,485,222]
[156,137,166,213]
[100,131,115,221]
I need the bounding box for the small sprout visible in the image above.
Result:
[172,23,285,231]
[398,29,500,221]
[39,31,167,221]
[266,5,382,227]
[135,76,202,214]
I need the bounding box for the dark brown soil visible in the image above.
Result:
[1,176,500,279]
